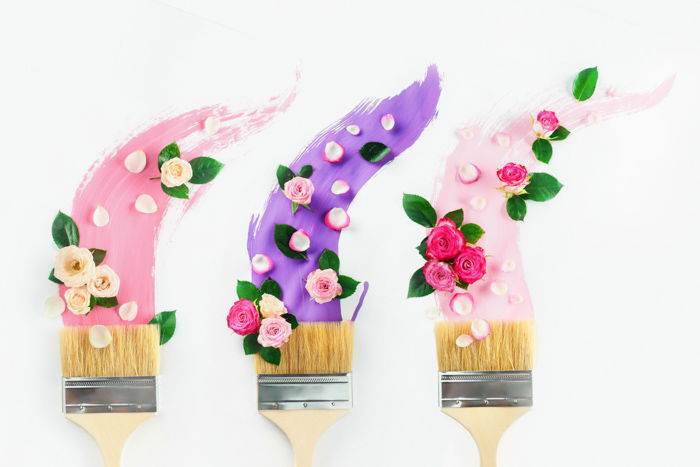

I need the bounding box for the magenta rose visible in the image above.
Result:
[497,163,528,187]
[536,110,559,132]
[453,246,487,284]
[426,218,466,261]
[283,176,314,205]
[227,299,260,335]
[422,260,456,292]
[257,315,293,348]
[305,268,343,304]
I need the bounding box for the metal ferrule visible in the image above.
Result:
[257,373,352,410]
[438,371,532,408]
[62,377,158,414]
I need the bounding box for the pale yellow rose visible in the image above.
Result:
[259,293,287,318]
[65,287,92,315]
[54,246,95,287]
[87,265,121,298]
[160,158,193,187]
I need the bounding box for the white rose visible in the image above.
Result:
[259,293,287,318]
[54,246,96,287]
[65,287,92,315]
[160,158,193,187]
[87,265,121,298]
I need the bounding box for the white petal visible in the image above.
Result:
[89,325,113,349]
[490,281,508,296]
[456,334,474,347]
[470,196,487,211]
[458,128,475,140]
[457,163,480,184]
[509,294,524,305]
[323,141,345,163]
[587,112,602,124]
[331,180,350,195]
[381,113,395,131]
[450,293,474,316]
[251,254,274,274]
[124,150,147,174]
[44,296,65,318]
[289,229,311,252]
[471,319,491,340]
[346,124,361,136]
[135,194,157,214]
[495,132,511,147]
[424,307,441,320]
[501,260,516,272]
[325,207,350,230]
[118,301,138,321]
[204,116,221,136]
[92,205,110,227]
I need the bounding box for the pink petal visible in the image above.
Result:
[381,113,395,131]
[331,180,350,195]
[325,208,350,230]
[470,319,491,340]
[450,293,474,316]
[323,141,345,163]
[457,163,480,184]
[289,229,311,252]
[456,334,474,347]
[251,254,274,274]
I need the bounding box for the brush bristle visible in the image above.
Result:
[60,325,160,378]
[435,320,534,372]
[255,321,354,374]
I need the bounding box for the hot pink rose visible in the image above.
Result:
[426,218,465,261]
[497,163,528,187]
[257,315,293,348]
[283,176,314,205]
[453,246,487,284]
[536,110,559,132]
[305,268,343,304]
[227,299,260,335]
[422,260,456,292]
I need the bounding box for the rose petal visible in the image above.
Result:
[587,112,602,124]
[458,128,475,140]
[450,293,474,316]
[89,325,113,349]
[470,319,491,340]
[289,229,311,252]
[44,296,65,318]
[381,113,395,131]
[118,301,138,321]
[331,180,350,195]
[509,294,524,305]
[457,163,480,184]
[92,205,110,227]
[470,196,487,211]
[346,124,361,136]
[251,254,274,274]
[490,281,508,296]
[124,150,147,174]
[495,132,511,147]
[323,141,345,163]
[425,307,441,320]
[501,260,516,272]
[456,334,474,347]
[324,207,350,231]
[204,116,221,136]
[135,194,157,214]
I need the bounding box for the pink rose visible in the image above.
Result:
[305,268,343,304]
[497,163,528,187]
[422,260,456,292]
[283,176,314,205]
[426,218,465,261]
[257,315,293,348]
[536,110,559,132]
[453,246,487,284]
[227,299,260,335]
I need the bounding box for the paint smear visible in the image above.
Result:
[249,65,442,322]
[434,77,674,321]
[61,80,298,327]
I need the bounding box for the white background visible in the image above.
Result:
[1,0,699,466]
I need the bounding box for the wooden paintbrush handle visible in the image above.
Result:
[65,413,155,467]
[260,409,349,467]
[442,407,530,467]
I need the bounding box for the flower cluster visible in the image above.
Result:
[155,142,224,199]
[277,164,314,214]
[306,249,360,303]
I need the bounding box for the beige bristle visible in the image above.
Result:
[435,320,535,372]
[255,321,354,375]
[60,325,160,378]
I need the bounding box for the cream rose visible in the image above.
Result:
[54,246,96,287]
[259,293,287,318]
[87,265,121,298]
[65,287,92,315]
[161,158,193,187]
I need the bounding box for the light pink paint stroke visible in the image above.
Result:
[433,77,674,322]
[61,82,298,327]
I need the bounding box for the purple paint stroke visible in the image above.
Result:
[248,65,442,322]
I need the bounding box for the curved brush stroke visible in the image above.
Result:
[433,77,674,321]
[62,79,298,327]
[249,65,442,322]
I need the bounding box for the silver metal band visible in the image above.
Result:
[438,371,533,408]
[257,373,352,410]
[62,377,158,414]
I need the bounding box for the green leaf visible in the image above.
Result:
[291,202,299,215]
[456,280,471,291]
[359,142,391,163]
[283,313,299,330]
[407,268,434,298]
[149,310,177,345]
[48,268,63,284]
[276,165,295,189]
[260,346,281,365]
[548,126,570,141]
[52,211,79,248]
[506,196,527,221]
[523,173,564,202]
[189,157,225,184]
[443,209,464,226]
[297,165,313,178]
[237,280,262,301]
[243,333,262,355]
[89,248,107,266]
[260,278,282,299]
[158,142,180,170]
[274,224,307,260]
[161,183,189,199]
[416,237,428,260]
[94,296,118,308]
[318,249,340,272]
[402,194,437,227]
[460,223,485,244]
[337,275,360,299]
[572,66,598,101]
[89,295,96,310]
[532,138,553,164]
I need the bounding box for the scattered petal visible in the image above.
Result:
[501,260,516,272]
[92,205,110,227]
[380,113,395,131]
[586,112,602,124]
[457,163,480,184]
[495,132,511,147]
[471,319,491,340]
[450,293,474,316]
[89,325,113,349]
[251,254,274,274]
[346,124,361,136]
[135,194,157,214]
[44,296,65,318]
[124,150,147,174]
[490,281,508,296]
[425,307,441,320]
[118,301,138,321]
[204,116,221,136]
[323,141,345,163]
[606,86,617,97]
[458,128,475,140]
[289,229,311,252]
[509,294,524,305]
[456,334,474,347]
[470,196,487,211]
[325,207,350,231]
[331,180,350,195]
